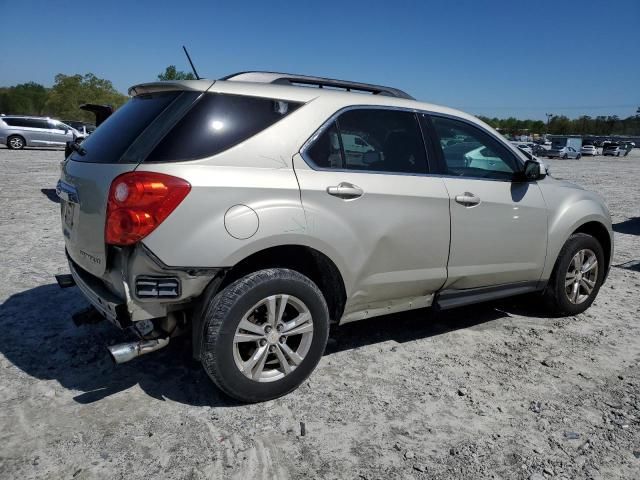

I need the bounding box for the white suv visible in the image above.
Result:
[56,72,613,402]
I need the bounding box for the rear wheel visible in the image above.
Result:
[562,153,568,159]
[201,268,329,402]
[576,154,582,159]
[7,135,25,150]
[544,233,604,315]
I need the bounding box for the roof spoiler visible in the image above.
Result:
[221,71,414,100]
[128,79,216,97]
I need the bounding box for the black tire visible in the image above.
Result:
[7,135,25,150]
[576,154,581,159]
[562,153,568,159]
[544,233,605,316]
[201,268,329,402]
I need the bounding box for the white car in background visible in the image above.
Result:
[511,142,533,155]
[581,145,598,156]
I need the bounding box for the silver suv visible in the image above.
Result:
[0,116,79,149]
[56,72,613,402]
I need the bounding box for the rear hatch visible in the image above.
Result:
[59,82,213,277]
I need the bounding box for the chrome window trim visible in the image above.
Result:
[299,105,525,178]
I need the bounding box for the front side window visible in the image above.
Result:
[430,115,519,180]
[49,121,68,131]
[305,108,428,175]
[306,121,343,169]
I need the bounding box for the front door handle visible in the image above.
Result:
[455,192,481,207]
[327,182,363,200]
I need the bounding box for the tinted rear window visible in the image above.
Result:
[70,91,179,163]
[145,93,302,162]
[3,118,48,129]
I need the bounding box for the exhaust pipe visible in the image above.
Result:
[107,337,170,364]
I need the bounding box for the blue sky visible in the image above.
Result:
[0,0,638,120]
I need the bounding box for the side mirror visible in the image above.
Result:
[515,159,546,182]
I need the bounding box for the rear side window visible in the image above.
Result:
[146,94,302,162]
[70,91,180,163]
[305,108,428,174]
[3,118,48,129]
[3,118,26,127]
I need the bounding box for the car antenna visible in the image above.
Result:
[182,45,201,80]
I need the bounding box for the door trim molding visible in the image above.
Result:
[434,281,543,310]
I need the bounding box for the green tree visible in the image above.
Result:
[0,82,48,115]
[157,65,195,81]
[45,73,128,121]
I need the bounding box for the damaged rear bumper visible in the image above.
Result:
[68,257,132,328]
[65,244,220,328]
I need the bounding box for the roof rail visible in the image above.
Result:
[220,71,414,100]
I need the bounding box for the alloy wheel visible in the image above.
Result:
[233,294,314,382]
[564,249,598,304]
[8,137,24,149]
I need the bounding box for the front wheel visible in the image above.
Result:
[576,154,582,159]
[562,154,568,159]
[201,268,329,402]
[544,233,605,315]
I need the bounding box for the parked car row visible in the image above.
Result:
[511,142,548,157]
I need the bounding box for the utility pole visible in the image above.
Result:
[545,113,554,128]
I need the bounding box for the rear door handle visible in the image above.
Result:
[327,182,363,200]
[455,192,481,207]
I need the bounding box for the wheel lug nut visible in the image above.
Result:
[276,324,284,332]
[269,345,276,353]
[279,336,286,344]
[264,325,272,333]
[259,339,267,347]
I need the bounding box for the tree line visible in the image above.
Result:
[476,113,640,137]
[1,68,638,136]
[0,74,128,123]
[0,66,192,123]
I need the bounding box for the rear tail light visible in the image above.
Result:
[105,172,191,246]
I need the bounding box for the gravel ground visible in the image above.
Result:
[0,146,639,480]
